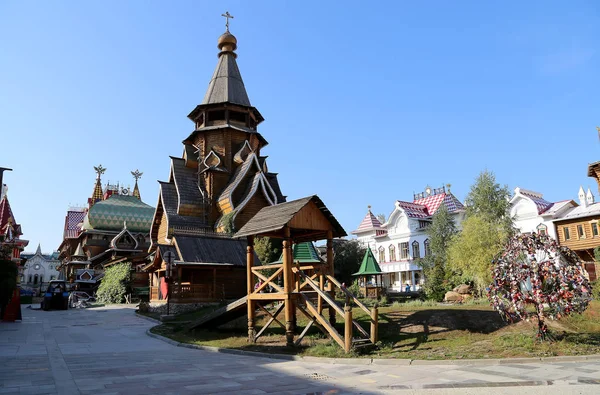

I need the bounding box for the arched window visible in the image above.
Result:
[412,241,420,259]
[389,245,396,262]
[378,246,385,263]
[28,275,32,283]
[424,239,431,257]
[536,223,548,236]
[33,274,39,284]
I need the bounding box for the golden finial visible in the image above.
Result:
[131,169,143,182]
[367,205,372,212]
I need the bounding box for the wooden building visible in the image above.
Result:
[552,162,600,280]
[145,25,285,308]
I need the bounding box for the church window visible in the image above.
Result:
[28,275,32,283]
[207,110,225,122]
[33,274,38,284]
[536,224,547,236]
[412,241,420,259]
[577,225,585,239]
[378,246,385,263]
[399,242,409,259]
[564,227,570,240]
[424,239,431,257]
[229,111,247,124]
[592,222,598,237]
[389,245,396,262]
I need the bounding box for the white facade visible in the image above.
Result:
[510,187,576,240]
[20,245,60,289]
[353,187,465,292]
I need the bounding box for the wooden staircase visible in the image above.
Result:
[293,269,378,352]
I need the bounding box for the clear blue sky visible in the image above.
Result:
[1,1,598,253]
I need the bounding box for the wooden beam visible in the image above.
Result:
[301,293,344,349]
[283,227,294,346]
[252,267,284,293]
[344,305,352,353]
[256,303,285,329]
[246,236,254,295]
[294,319,315,347]
[296,270,343,317]
[248,293,286,300]
[252,264,283,271]
[254,303,285,341]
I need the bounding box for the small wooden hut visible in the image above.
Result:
[353,248,384,299]
[235,195,379,353]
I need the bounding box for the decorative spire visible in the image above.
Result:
[131,169,143,200]
[35,243,42,256]
[201,14,251,107]
[90,165,106,208]
[0,167,12,201]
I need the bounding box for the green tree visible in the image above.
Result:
[254,237,282,265]
[464,170,513,232]
[96,262,132,304]
[333,240,366,286]
[420,204,457,300]
[447,214,508,295]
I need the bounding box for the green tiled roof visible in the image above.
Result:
[270,242,322,265]
[353,248,382,276]
[83,195,154,233]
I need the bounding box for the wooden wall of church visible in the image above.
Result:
[234,192,269,231]
[157,211,169,243]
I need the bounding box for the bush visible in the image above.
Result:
[96,262,132,304]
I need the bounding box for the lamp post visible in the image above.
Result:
[163,251,175,316]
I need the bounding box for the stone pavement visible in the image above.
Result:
[1,305,600,394]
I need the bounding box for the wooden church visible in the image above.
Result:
[145,24,285,308]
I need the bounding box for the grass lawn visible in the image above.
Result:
[149,299,600,360]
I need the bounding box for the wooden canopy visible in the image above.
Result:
[234,195,346,242]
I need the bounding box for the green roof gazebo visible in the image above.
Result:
[353,248,384,299]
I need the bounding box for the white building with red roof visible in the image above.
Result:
[509,187,576,239]
[352,186,465,292]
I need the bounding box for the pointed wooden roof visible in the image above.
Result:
[201,31,250,107]
[353,248,382,276]
[235,195,346,242]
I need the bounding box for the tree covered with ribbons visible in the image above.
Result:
[488,233,592,340]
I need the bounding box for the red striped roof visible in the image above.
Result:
[352,210,383,234]
[398,192,465,219]
[519,190,554,214]
[0,196,20,237]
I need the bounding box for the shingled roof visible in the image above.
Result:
[235,195,346,241]
[173,235,254,266]
[201,34,251,107]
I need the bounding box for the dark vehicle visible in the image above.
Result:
[41,280,69,311]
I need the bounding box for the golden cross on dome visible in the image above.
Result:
[221,11,234,32]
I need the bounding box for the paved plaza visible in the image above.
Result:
[1,306,600,394]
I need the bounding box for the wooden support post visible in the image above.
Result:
[318,273,324,314]
[370,305,378,344]
[344,304,352,353]
[283,228,294,346]
[247,236,256,342]
[247,236,255,295]
[326,230,336,326]
[247,299,256,342]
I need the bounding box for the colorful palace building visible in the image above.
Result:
[57,166,154,293]
[353,185,465,293]
[0,168,29,321]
